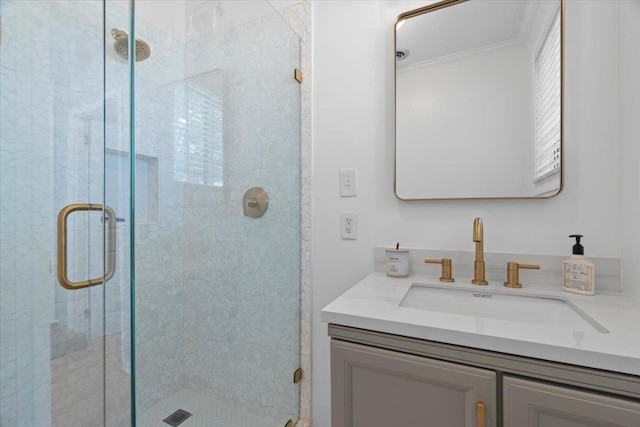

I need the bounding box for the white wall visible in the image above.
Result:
[619,1,640,299]
[311,1,633,426]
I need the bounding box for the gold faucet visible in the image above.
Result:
[472,218,488,285]
[504,262,540,288]
[425,258,455,282]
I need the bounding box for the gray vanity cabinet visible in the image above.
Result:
[331,340,496,427]
[329,325,640,427]
[503,376,640,427]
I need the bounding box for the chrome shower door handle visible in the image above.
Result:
[57,203,117,290]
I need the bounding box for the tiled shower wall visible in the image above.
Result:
[0,3,55,425]
[280,3,313,423]
[178,11,301,421]
[130,10,189,411]
[133,4,304,423]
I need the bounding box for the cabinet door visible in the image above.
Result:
[503,376,640,427]
[331,340,496,427]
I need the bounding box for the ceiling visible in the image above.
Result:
[396,0,534,69]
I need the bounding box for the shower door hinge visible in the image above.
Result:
[285,420,294,427]
[293,368,302,383]
[294,68,303,83]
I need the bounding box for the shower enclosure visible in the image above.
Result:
[0,0,301,425]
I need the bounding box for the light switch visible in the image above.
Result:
[340,169,357,197]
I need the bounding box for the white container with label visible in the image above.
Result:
[386,248,409,277]
[563,235,595,295]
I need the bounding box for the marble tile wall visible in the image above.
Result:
[130,10,190,412]
[277,3,312,423]
[133,3,308,423]
[177,8,302,423]
[1,2,56,425]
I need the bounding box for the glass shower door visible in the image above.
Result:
[0,1,132,425]
[132,1,301,425]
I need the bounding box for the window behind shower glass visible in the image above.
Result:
[172,79,224,187]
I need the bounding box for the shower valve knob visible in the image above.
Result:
[242,187,269,218]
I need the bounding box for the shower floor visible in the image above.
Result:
[51,333,131,427]
[137,389,280,427]
[51,331,287,426]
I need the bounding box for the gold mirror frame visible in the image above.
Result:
[394,0,564,201]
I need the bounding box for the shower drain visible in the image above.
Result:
[163,409,192,426]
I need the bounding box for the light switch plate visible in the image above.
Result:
[340,169,357,197]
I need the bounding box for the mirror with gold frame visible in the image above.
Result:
[394,0,563,200]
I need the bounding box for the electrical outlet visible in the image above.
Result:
[341,213,357,239]
[339,169,357,197]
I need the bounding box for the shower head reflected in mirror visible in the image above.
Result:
[111,28,151,62]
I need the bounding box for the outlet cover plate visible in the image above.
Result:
[341,213,357,239]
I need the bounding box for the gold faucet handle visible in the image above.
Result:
[504,262,540,288]
[425,258,455,282]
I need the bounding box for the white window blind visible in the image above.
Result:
[534,9,561,184]
[173,82,223,187]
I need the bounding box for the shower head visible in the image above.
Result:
[111,29,151,62]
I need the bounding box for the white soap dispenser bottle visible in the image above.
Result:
[562,234,595,295]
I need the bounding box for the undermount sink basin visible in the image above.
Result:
[399,284,608,333]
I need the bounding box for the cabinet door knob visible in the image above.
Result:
[477,401,486,427]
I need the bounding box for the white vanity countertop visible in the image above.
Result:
[321,271,640,376]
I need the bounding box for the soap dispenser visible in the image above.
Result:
[562,234,595,295]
